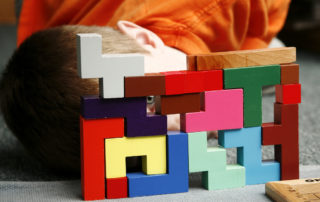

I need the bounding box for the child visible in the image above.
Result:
[0,0,291,174]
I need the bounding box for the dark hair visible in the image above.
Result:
[0,25,145,173]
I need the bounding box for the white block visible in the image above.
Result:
[76,34,144,98]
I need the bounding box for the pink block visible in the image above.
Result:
[181,89,243,132]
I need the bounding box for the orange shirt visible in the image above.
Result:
[17,0,291,54]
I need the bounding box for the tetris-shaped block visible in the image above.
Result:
[80,116,124,201]
[106,177,127,199]
[125,73,166,97]
[219,127,280,185]
[192,47,296,70]
[262,103,299,180]
[281,63,299,84]
[77,34,144,98]
[224,65,280,127]
[81,95,167,137]
[104,135,166,178]
[155,93,201,115]
[276,84,301,104]
[188,132,245,190]
[127,132,189,197]
[181,89,243,132]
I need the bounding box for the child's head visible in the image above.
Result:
[0,25,147,173]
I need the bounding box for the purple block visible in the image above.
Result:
[81,95,167,137]
[126,114,167,137]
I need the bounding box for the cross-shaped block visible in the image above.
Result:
[77,34,144,98]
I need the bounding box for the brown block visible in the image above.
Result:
[125,74,165,97]
[155,93,201,115]
[281,63,299,84]
[187,55,197,71]
[196,47,296,70]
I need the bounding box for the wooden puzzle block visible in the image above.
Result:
[262,103,299,180]
[266,178,320,202]
[124,74,165,97]
[77,34,144,98]
[127,132,189,197]
[163,71,186,95]
[184,71,205,93]
[219,127,280,185]
[104,135,166,178]
[181,89,243,133]
[203,70,223,91]
[276,84,301,104]
[188,132,245,190]
[224,65,281,127]
[155,93,201,115]
[80,116,124,201]
[281,63,299,84]
[106,177,127,199]
[81,95,167,137]
[195,47,296,70]
[187,55,197,71]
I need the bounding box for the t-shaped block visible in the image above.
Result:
[77,33,144,98]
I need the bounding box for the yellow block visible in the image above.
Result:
[105,135,166,178]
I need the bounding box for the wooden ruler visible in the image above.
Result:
[266,178,320,201]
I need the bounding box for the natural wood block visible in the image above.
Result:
[281,63,300,84]
[196,47,296,70]
[266,178,320,202]
[187,55,197,71]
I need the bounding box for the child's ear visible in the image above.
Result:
[117,20,164,53]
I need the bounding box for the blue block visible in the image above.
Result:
[218,127,280,185]
[127,131,189,197]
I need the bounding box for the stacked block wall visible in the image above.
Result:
[77,34,300,201]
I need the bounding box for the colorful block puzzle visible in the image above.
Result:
[77,34,300,201]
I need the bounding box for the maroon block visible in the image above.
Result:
[262,103,299,180]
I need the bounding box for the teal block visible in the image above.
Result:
[224,65,280,127]
[188,132,245,190]
[219,127,280,185]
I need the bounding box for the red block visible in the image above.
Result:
[262,103,299,180]
[80,116,124,201]
[163,71,185,95]
[202,70,223,91]
[276,84,301,104]
[106,177,128,199]
[184,71,205,93]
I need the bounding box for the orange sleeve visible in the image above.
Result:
[17,0,291,53]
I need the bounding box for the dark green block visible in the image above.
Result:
[224,65,280,127]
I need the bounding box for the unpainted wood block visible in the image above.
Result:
[266,178,320,202]
[187,55,197,71]
[155,93,201,115]
[196,47,296,70]
[281,63,299,84]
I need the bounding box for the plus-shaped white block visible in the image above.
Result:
[77,33,144,98]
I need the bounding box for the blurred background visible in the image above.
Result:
[0,0,319,181]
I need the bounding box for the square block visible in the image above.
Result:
[276,84,301,104]
[281,63,299,84]
[106,177,128,199]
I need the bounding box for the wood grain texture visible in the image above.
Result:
[187,55,197,71]
[266,178,320,202]
[196,47,296,70]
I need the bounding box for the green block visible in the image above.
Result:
[188,132,245,190]
[202,165,245,190]
[224,65,280,127]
